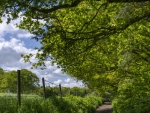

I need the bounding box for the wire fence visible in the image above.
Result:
[42,78,90,99]
[0,69,91,109]
[0,70,41,110]
[42,78,63,99]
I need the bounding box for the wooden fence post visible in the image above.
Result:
[42,77,46,100]
[17,70,21,106]
[84,89,87,96]
[59,84,62,98]
[68,88,71,95]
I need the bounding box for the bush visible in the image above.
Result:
[112,78,150,113]
[0,95,102,113]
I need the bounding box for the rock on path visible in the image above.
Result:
[94,102,113,113]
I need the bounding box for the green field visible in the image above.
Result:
[0,94,102,113]
[0,93,41,97]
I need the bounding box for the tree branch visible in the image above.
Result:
[132,50,149,62]
[118,11,150,31]
[30,0,82,14]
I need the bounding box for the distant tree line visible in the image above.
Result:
[0,68,100,97]
[39,86,100,98]
[0,68,39,93]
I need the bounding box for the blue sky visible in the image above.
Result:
[0,17,83,87]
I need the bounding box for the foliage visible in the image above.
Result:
[0,68,4,86]
[20,69,40,92]
[1,1,150,112]
[39,87,59,97]
[0,95,102,113]
[0,68,40,93]
[0,97,18,113]
[112,74,150,113]
[0,68,4,75]
[12,0,150,98]
[39,86,99,98]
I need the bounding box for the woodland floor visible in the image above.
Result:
[94,102,113,113]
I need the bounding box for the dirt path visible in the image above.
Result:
[94,102,113,113]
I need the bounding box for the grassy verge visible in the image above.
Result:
[0,95,102,113]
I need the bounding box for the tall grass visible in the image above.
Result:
[0,95,102,113]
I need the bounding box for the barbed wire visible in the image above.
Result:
[3,70,11,72]
[44,80,59,87]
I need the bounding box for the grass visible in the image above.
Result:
[0,92,41,98]
[0,94,102,113]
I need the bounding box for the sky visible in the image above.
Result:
[0,17,83,88]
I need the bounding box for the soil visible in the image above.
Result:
[94,102,113,113]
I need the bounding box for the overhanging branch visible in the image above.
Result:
[30,0,150,14]
[30,0,82,14]
[118,11,150,31]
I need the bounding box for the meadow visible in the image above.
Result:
[0,93,103,113]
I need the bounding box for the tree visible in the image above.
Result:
[1,1,150,111]
[0,68,4,75]
[0,69,39,93]
[0,68,4,80]
[20,69,40,93]
[61,87,70,96]
[0,68,5,91]
[0,0,149,91]
[0,71,18,92]
[16,1,150,73]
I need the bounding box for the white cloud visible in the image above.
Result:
[53,69,61,74]
[17,33,34,38]
[0,37,4,41]
[0,18,83,87]
[0,37,68,85]
[0,17,34,39]
[54,79,62,85]
[42,74,54,81]
[0,38,37,54]
[0,37,83,88]
[0,47,20,64]
[62,78,84,88]
[65,78,71,83]
[62,81,83,88]
[0,37,36,69]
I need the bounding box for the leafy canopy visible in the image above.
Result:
[0,0,150,98]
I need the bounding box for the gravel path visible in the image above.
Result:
[94,102,113,113]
